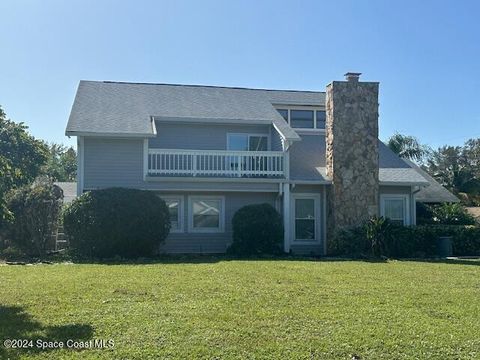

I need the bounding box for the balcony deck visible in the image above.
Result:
[148,149,286,178]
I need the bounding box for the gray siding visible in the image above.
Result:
[292,184,323,193]
[144,180,280,192]
[157,191,278,253]
[84,138,144,189]
[290,134,327,181]
[83,137,281,192]
[380,185,411,195]
[150,122,273,150]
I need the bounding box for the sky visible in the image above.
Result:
[0,0,479,149]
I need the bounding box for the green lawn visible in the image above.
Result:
[1,259,479,359]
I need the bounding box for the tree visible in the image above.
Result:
[41,143,77,181]
[387,133,430,162]
[0,106,48,226]
[425,145,466,190]
[425,139,480,205]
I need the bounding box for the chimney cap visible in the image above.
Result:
[344,72,362,82]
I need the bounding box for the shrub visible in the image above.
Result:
[364,217,393,257]
[431,203,477,225]
[228,203,283,255]
[5,178,63,257]
[63,188,170,259]
[329,218,480,258]
[0,246,26,261]
[416,202,435,225]
[450,226,480,256]
[327,226,367,257]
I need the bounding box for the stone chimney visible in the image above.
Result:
[325,72,379,228]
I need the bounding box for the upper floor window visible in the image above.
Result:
[316,110,326,128]
[275,107,326,129]
[277,109,288,121]
[291,110,314,128]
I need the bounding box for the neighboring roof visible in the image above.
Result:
[66,81,325,139]
[378,142,429,185]
[289,136,429,185]
[403,160,460,203]
[54,182,77,203]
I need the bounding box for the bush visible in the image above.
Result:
[63,188,170,259]
[416,202,435,225]
[327,226,367,257]
[417,203,476,225]
[228,203,283,255]
[431,203,477,225]
[0,246,26,261]
[328,217,480,258]
[5,178,63,257]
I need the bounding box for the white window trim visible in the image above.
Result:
[188,195,225,233]
[159,195,184,233]
[291,193,322,244]
[226,133,270,151]
[274,106,326,130]
[380,194,411,225]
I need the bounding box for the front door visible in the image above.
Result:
[292,194,321,243]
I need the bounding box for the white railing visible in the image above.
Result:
[148,149,286,178]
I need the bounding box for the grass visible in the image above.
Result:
[1,258,480,359]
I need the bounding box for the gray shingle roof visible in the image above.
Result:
[66,81,324,139]
[289,135,429,185]
[403,160,460,203]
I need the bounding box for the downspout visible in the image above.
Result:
[283,141,291,253]
[411,185,423,225]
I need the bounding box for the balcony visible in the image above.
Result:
[148,149,286,178]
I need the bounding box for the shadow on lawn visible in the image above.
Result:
[72,253,357,265]
[0,305,93,359]
[72,254,480,266]
[400,258,480,266]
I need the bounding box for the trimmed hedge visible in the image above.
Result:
[63,188,170,258]
[228,203,283,255]
[328,220,480,258]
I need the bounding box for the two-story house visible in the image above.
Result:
[66,73,442,255]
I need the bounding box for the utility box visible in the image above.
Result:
[437,236,453,257]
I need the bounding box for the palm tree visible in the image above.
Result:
[387,133,430,162]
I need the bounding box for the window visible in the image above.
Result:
[293,195,321,242]
[227,134,268,151]
[188,196,225,233]
[277,109,288,121]
[275,107,325,129]
[159,196,184,232]
[380,195,409,226]
[316,110,326,129]
[290,110,314,128]
[248,136,268,151]
[227,134,268,172]
[228,134,248,151]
